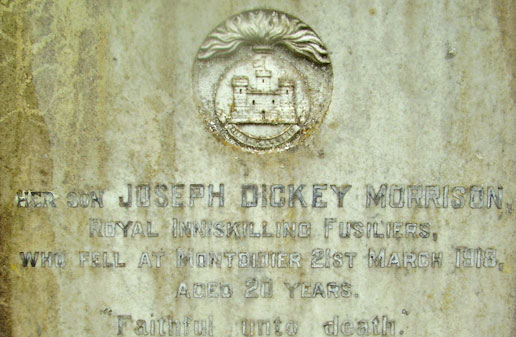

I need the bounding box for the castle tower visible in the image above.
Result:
[255,69,272,91]
[279,79,296,122]
[253,56,271,91]
[279,79,294,104]
[232,76,249,116]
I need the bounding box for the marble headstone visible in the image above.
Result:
[1,1,515,336]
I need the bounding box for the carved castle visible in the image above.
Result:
[230,58,296,124]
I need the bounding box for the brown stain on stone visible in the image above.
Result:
[494,3,516,335]
[53,2,112,189]
[494,1,516,105]
[0,1,118,334]
[0,1,57,336]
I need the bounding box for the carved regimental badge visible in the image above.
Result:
[193,10,333,152]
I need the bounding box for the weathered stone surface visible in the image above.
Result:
[0,1,515,336]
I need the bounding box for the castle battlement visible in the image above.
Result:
[232,76,249,87]
[278,79,294,87]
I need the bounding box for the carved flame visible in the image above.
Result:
[198,10,330,65]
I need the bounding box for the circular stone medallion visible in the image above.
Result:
[193,10,333,153]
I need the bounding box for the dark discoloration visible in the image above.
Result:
[494,1,516,327]
[494,1,516,105]
[494,3,516,336]
[0,2,56,336]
